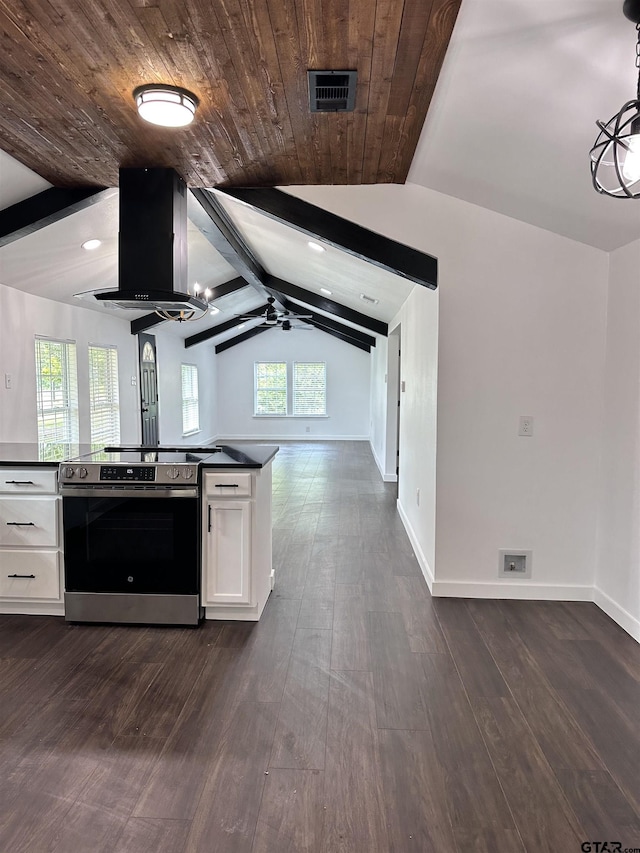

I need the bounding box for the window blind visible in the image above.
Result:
[35,337,79,459]
[254,362,287,415]
[181,363,200,435]
[89,344,120,447]
[293,362,326,415]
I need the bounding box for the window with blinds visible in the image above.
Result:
[255,362,287,415]
[181,363,200,435]
[89,344,120,447]
[293,362,326,416]
[35,337,79,459]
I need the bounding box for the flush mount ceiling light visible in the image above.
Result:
[81,239,101,251]
[133,84,199,128]
[307,241,326,252]
[360,292,379,305]
[590,0,640,198]
[320,287,332,295]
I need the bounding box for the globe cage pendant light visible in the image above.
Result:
[133,84,199,128]
[590,0,640,198]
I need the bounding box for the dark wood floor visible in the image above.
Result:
[1,441,640,853]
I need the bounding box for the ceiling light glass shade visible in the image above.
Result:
[133,84,199,127]
[590,104,640,198]
[307,241,326,252]
[81,239,101,250]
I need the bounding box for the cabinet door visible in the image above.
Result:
[204,500,251,605]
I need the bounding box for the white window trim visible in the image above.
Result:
[181,363,201,436]
[34,335,79,459]
[253,361,328,417]
[88,343,121,448]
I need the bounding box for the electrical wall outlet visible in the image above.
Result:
[4,373,12,389]
[305,426,310,433]
[518,416,533,436]
[498,549,532,579]
[416,487,420,506]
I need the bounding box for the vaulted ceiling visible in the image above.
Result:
[0,0,461,189]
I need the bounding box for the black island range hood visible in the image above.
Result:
[92,167,208,313]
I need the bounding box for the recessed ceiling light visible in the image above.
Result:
[81,239,101,251]
[209,306,220,315]
[238,323,246,330]
[133,84,199,128]
[320,287,332,295]
[360,292,379,305]
[307,241,326,253]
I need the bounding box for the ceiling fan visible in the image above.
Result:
[237,297,313,331]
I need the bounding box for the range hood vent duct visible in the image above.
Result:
[94,167,206,312]
[308,70,357,113]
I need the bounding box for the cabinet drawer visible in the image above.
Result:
[0,469,58,495]
[0,498,58,546]
[0,551,60,599]
[204,472,252,497]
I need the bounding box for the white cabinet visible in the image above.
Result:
[201,462,273,621]
[0,466,63,615]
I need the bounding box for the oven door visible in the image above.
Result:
[62,493,199,595]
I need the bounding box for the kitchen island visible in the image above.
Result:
[0,442,278,623]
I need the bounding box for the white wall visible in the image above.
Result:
[0,284,218,449]
[596,238,640,641]
[215,327,370,440]
[0,283,140,444]
[154,333,218,446]
[287,184,608,600]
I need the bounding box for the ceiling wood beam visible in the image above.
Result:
[184,304,270,348]
[266,277,388,336]
[218,188,438,290]
[282,299,377,349]
[214,325,270,354]
[0,187,116,248]
[304,319,371,352]
[189,188,268,294]
[131,277,249,336]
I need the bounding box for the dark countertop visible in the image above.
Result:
[0,442,278,469]
[200,443,279,469]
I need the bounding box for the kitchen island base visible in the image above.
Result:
[201,461,273,622]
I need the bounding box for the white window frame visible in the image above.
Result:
[293,361,327,416]
[254,361,287,416]
[34,336,79,459]
[254,361,328,417]
[88,344,121,448]
[181,363,200,436]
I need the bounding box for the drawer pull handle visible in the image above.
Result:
[208,504,212,532]
[5,480,35,486]
[214,483,239,488]
[7,574,36,579]
[6,521,36,526]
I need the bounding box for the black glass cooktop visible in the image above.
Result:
[73,449,218,465]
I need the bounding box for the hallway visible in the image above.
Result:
[0,441,639,852]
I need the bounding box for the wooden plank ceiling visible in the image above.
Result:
[0,0,461,190]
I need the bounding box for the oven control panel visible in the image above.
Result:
[100,466,155,481]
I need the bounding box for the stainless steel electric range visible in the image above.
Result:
[59,447,220,626]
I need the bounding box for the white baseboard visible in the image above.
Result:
[397,499,434,592]
[215,435,369,442]
[370,440,397,482]
[593,586,640,643]
[430,580,594,601]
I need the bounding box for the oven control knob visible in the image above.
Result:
[62,466,75,479]
[76,467,88,479]
[167,467,180,480]
[182,467,194,479]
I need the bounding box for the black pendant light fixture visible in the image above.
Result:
[590,0,640,198]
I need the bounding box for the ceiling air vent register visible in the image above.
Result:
[308,70,357,113]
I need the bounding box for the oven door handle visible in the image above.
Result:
[59,486,199,499]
